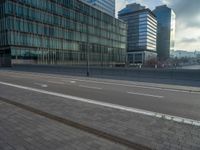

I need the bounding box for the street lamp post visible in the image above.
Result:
[86,45,90,77]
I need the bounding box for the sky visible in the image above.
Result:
[116,0,200,51]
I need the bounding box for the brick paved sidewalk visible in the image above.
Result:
[0,101,132,150]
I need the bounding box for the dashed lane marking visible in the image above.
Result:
[0,81,200,127]
[79,85,102,90]
[127,92,164,99]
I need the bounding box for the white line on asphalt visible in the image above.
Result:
[34,83,48,88]
[16,73,200,93]
[127,92,164,99]
[79,85,102,90]
[71,79,200,94]
[1,71,200,94]
[70,81,76,84]
[0,81,200,126]
[47,81,65,85]
[5,75,24,79]
[71,79,198,94]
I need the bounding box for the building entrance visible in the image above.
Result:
[0,49,11,67]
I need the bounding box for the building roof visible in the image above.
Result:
[118,3,156,18]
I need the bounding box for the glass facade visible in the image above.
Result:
[0,0,126,66]
[81,0,115,17]
[118,3,157,64]
[153,5,176,61]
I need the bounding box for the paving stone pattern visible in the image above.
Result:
[0,102,132,150]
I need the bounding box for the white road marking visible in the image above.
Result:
[0,81,200,126]
[34,83,48,88]
[11,70,190,93]
[79,85,102,90]
[70,81,76,84]
[1,70,200,94]
[72,79,198,94]
[47,81,65,85]
[127,92,164,99]
[5,75,24,79]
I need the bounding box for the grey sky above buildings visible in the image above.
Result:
[116,0,200,51]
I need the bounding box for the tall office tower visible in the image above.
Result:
[153,5,176,61]
[81,0,115,17]
[0,0,127,66]
[119,3,157,65]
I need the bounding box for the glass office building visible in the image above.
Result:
[119,3,157,64]
[0,0,126,66]
[81,0,115,17]
[153,5,176,61]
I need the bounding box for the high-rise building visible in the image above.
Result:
[0,0,127,66]
[81,0,115,17]
[118,3,157,64]
[153,5,176,61]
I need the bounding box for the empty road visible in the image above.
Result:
[0,70,200,122]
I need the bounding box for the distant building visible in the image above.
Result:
[153,5,176,61]
[0,0,126,66]
[81,0,115,17]
[171,50,200,58]
[118,3,157,64]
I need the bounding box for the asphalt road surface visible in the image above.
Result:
[0,70,200,122]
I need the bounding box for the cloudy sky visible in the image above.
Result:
[116,0,200,51]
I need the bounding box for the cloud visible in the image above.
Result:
[167,0,200,28]
[116,0,200,51]
[167,0,200,50]
[180,37,200,43]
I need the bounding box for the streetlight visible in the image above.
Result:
[86,44,92,77]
